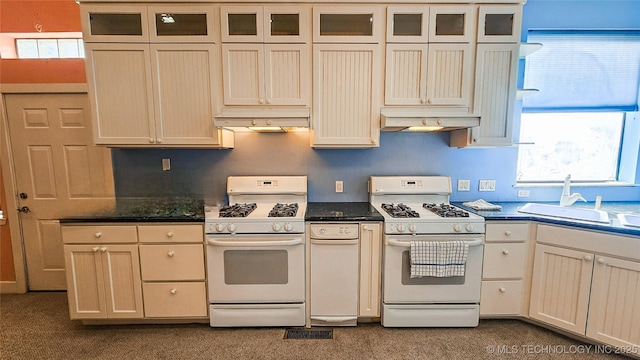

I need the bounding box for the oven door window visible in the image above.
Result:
[401,251,465,285]
[224,250,288,284]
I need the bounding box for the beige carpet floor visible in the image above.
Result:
[0,292,633,360]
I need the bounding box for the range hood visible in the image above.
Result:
[380,107,480,132]
[214,107,309,131]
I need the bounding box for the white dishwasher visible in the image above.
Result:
[309,223,359,326]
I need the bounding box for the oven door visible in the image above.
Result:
[383,234,484,303]
[206,234,305,303]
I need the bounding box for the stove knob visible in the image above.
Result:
[453,224,462,233]
[397,224,405,232]
[215,224,225,232]
[227,223,237,232]
[465,224,474,233]
[284,223,293,232]
[272,223,282,232]
[408,224,417,233]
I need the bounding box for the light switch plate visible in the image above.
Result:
[457,179,470,191]
[479,180,496,192]
[162,158,171,171]
[518,189,530,197]
[335,181,343,193]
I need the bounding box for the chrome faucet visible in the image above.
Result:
[560,174,586,207]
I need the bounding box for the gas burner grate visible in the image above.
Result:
[269,203,299,217]
[381,203,420,218]
[284,328,333,340]
[423,203,470,218]
[219,203,257,217]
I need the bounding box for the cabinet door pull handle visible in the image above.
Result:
[363,225,369,230]
[94,232,102,238]
[504,230,512,236]
[92,247,100,252]
[597,258,606,264]
[100,247,107,252]
[584,255,593,261]
[170,289,177,295]
[167,251,175,257]
[499,287,506,293]
[166,232,174,238]
[502,250,509,255]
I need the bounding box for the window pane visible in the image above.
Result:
[16,39,38,58]
[58,39,79,58]
[78,39,85,58]
[517,113,623,182]
[37,39,59,58]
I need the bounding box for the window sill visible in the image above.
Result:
[514,181,637,188]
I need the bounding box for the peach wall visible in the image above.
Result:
[0,0,85,84]
[0,166,16,282]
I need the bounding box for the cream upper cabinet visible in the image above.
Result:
[385,44,428,106]
[426,43,474,108]
[313,6,384,43]
[220,6,310,107]
[450,43,519,147]
[477,5,522,43]
[81,4,232,148]
[312,43,382,148]
[81,4,149,43]
[428,5,476,43]
[386,6,429,43]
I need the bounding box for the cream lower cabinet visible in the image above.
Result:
[312,44,382,148]
[359,222,382,318]
[63,225,143,320]
[480,222,529,316]
[85,43,232,147]
[530,224,640,348]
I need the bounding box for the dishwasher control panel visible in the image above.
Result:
[309,224,359,239]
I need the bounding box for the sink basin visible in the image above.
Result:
[617,214,640,228]
[518,203,610,223]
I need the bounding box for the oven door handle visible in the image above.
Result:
[387,238,483,247]
[207,238,302,247]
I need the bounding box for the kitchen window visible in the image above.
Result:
[15,38,85,59]
[517,30,640,184]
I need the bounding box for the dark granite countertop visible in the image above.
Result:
[453,201,640,237]
[305,202,384,222]
[60,197,205,223]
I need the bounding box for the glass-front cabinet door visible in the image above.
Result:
[221,6,307,43]
[428,5,476,43]
[81,5,149,42]
[264,6,309,43]
[477,5,522,43]
[386,6,429,43]
[313,6,383,43]
[148,5,216,43]
[221,6,264,42]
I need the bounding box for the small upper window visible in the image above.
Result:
[15,38,85,59]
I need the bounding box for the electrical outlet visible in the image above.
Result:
[162,158,171,171]
[457,179,470,191]
[479,180,496,192]
[335,180,343,193]
[518,189,530,197]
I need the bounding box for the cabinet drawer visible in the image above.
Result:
[138,225,203,243]
[485,223,529,242]
[142,282,208,318]
[139,244,205,281]
[480,280,523,316]
[61,225,137,244]
[482,243,527,279]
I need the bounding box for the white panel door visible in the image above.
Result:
[85,43,156,144]
[385,44,428,105]
[529,244,593,335]
[426,43,474,107]
[150,44,220,145]
[264,44,309,106]
[587,256,640,348]
[5,94,115,290]
[221,43,265,105]
[312,44,381,147]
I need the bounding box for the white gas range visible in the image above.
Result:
[370,176,486,327]
[205,176,307,327]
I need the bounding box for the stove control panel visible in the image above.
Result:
[385,222,484,235]
[205,221,304,234]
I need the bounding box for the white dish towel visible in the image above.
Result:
[410,241,469,278]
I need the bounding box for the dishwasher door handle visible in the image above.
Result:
[387,238,483,247]
[310,239,359,245]
[310,316,358,323]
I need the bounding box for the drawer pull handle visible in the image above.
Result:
[166,232,174,238]
[94,232,102,238]
[597,258,606,264]
[167,251,175,257]
[100,247,107,252]
[502,250,509,255]
[499,287,507,293]
[92,247,99,252]
[170,289,177,295]
[584,255,593,262]
[504,231,512,236]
